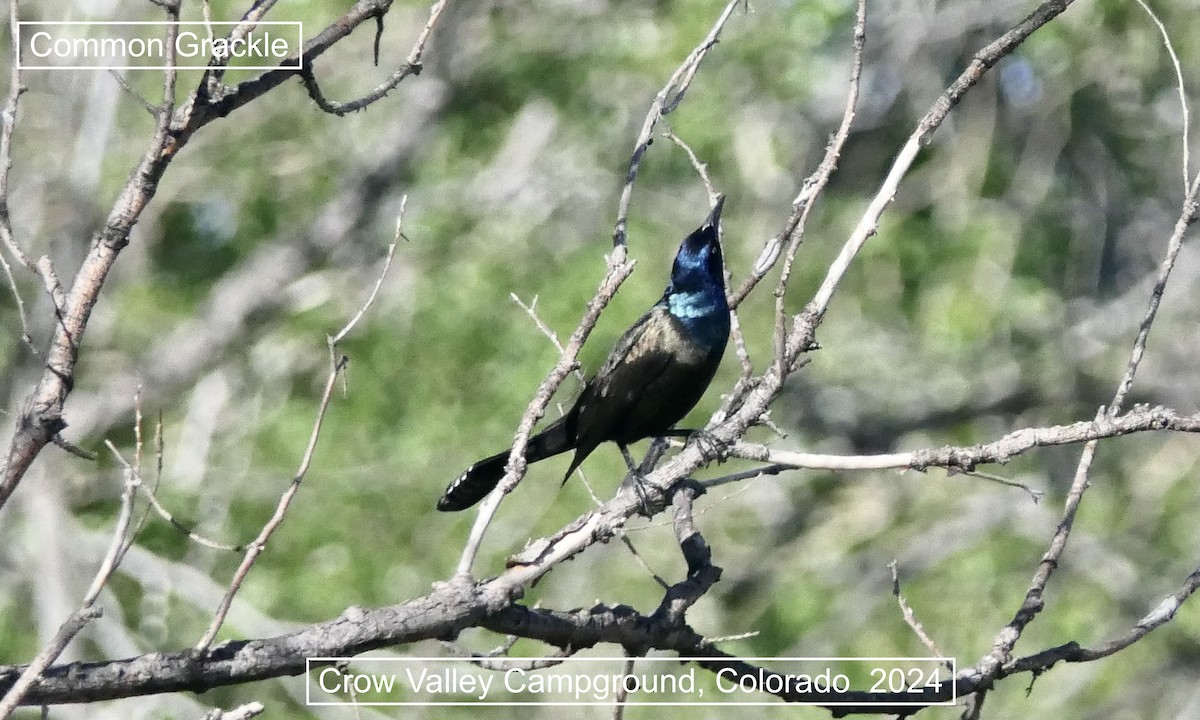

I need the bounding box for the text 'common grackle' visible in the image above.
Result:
[437,196,731,511]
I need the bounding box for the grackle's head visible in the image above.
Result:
[670,195,726,291]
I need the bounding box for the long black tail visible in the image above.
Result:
[436,418,575,511]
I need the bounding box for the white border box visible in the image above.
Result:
[304,656,958,707]
[17,21,304,71]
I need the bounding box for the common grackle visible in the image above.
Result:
[437,196,730,511]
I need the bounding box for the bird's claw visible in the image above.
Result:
[685,428,728,462]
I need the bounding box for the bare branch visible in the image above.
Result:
[729,0,867,310]
[973,27,1200,690]
[889,561,949,664]
[195,354,347,651]
[807,0,1079,317]
[1132,0,1191,191]
[329,195,406,345]
[1006,563,1200,670]
[90,442,141,604]
[651,482,722,627]
[611,0,742,252]
[725,406,1200,474]
[0,429,142,717]
[301,0,450,115]
[198,202,404,649]
[770,0,867,371]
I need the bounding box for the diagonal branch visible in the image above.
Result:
[197,203,407,651]
[974,150,1200,691]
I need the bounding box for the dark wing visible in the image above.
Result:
[571,306,678,454]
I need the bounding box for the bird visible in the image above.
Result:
[437,196,730,512]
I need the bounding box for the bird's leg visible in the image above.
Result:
[619,443,639,473]
[619,443,654,515]
[661,428,728,462]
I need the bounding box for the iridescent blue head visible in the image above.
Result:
[663,197,730,345]
[668,195,726,294]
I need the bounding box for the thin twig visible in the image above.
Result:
[0,0,26,259]
[195,355,347,651]
[1132,0,1191,191]
[0,434,141,717]
[301,0,450,115]
[0,0,38,358]
[769,0,867,372]
[701,463,790,490]
[706,630,760,644]
[512,294,586,383]
[618,533,671,590]
[729,0,867,310]
[92,442,144,602]
[889,561,950,665]
[464,653,569,672]
[107,70,158,116]
[137,479,242,552]
[126,406,230,550]
[50,434,94,460]
[198,199,405,648]
[0,249,35,356]
[511,295,565,353]
[611,0,742,252]
[203,0,281,91]
[330,195,406,345]
[960,469,1043,504]
[662,128,718,200]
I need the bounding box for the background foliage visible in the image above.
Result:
[2,0,1200,717]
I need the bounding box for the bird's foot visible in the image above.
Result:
[616,447,657,516]
[675,428,728,462]
[614,467,656,517]
[629,474,655,517]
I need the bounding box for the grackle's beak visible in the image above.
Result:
[702,194,725,232]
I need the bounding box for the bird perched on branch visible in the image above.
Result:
[437,196,731,512]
